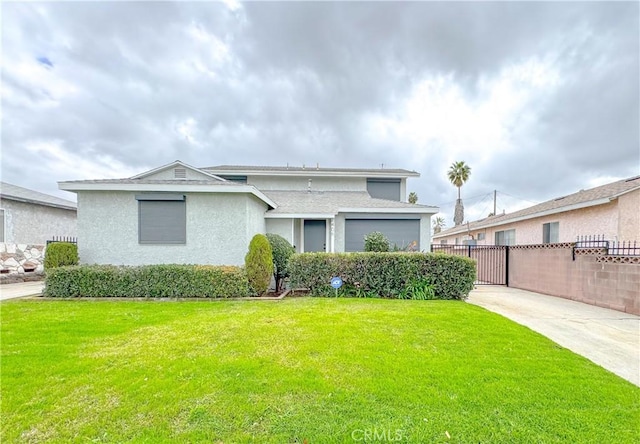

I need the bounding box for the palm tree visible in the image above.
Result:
[408,192,418,204]
[432,216,445,235]
[447,161,471,226]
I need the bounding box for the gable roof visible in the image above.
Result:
[263,190,438,218]
[131,160,226,181]
[203,165,420,178]
[1,182,77,211]
[434,175,640,238]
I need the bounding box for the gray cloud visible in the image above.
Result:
[2,1,638,227]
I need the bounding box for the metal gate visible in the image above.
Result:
[431,244,509,285]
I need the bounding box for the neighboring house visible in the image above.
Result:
[1,182,77,244]
[59,161,438,266]
[432,175,640,246]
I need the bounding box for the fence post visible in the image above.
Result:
[505,246,510,287]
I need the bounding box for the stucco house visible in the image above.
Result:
[59,161,438,266]
[432,175,640,246]
[1,182,77,244]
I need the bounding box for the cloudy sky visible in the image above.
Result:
[2,1,639,226]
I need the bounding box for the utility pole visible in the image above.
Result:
[493,190,497,216]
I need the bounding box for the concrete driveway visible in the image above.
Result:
[468,286,640,386]
[0,281,44,301]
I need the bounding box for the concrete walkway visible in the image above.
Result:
[0,281,44,301]
[468,286,640,386]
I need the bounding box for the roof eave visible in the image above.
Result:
[131,160,226,181]
[205,169,420,179]
[57,181,277,209]
[0,194,77,211]
[339,207,439,214]
[432,197,613,238]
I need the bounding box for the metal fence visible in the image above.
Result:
[575,235,640,256]
[430,244,509,286]
[46,236,77,246]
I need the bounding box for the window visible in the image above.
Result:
[440,239,448,245]
[477,232,485,240]
[0,209,4,242]
[366,178,401,201]
[219,175,248,184]
[454,237,459,244]
[543,222,559,244]
[495,229,515,246]
[136,194,186,244]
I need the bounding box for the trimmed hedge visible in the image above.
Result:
[44,264,250,298]
[288,252,476,300]
[266,233,295,291]
[245,234,274,295]
[44,242,79,269]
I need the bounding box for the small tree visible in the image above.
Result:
[447,161,471,226]
[408,192,418,204]
[432,216,445,235]
[364,231,390,252]
[245,234,274,295]
[44,242,79,270]
[266,233,295,291]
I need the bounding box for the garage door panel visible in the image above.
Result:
[345,219,420,252]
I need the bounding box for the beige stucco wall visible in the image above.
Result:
[617,189,640,241]
[77,191,267,266]
[1,199,76,244]
[247,176,367,192]
[435,200,627,245]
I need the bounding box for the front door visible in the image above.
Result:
[304,220,326,252]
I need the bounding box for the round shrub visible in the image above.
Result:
[364,231,390,252]
[266,233,295,291]
[44,242,79,270]
[245,234,274,295]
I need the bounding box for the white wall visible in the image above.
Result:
[246,195,268,244]
[334,214,346,252]
[77,191,268,266]
[0,199,76,244]
[143,167,216,181]
[419,214,432,252]
[265,218,294,245]
[248,176,366,191]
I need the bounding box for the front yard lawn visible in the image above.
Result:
[1,298,638,443]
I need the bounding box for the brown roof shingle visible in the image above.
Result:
[434,175,640,237]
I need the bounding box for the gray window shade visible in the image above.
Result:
[366,179,401,201]
[543,222,559,243]
[138,199,186,244]
[495,229,515,246]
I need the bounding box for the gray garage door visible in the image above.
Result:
[345,219,420,252]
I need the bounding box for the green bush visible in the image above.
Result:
[288,252,476,300]
[266,233,295,291]
[44,242,79,270]
[245,234,274,295]
[364,231,390,252]
[44,264,250,298]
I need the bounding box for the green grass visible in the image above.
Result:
[1,298,638,443]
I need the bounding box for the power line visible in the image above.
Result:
[497,191,540,205]
[434,192,493,208]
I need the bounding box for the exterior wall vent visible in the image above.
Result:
[174,168,187,179]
